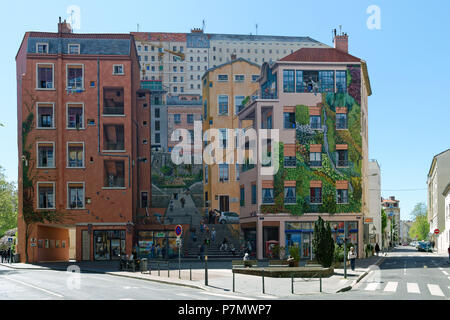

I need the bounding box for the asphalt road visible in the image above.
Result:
[297,246,450,300]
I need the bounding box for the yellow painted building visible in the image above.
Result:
[202,57,260,215]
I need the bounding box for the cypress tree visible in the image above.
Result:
[312,216,335,267]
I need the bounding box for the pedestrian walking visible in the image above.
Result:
[211,228,216,243]
[375,243,380,256]
[180,197,185,209]
[247,240,252,254]
[199,242,205,261]
[0,250,3,263]
[200,223,204,233]
[348,246,357,271]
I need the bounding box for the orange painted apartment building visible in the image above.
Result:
[15,19,153,262]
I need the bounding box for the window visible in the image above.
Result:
[336,71,347,93]
[187,114,194,124]
[218,74,228,82]
[104,160,125,188]
[337,189,349,204]
[67,143,84,168]
[336,113,348,129]
[336,150,348,167]
[262,188,274,204]
[155,133,160,144]
[283,112,296,129]
[310,152,322,167]
[180,87,184,93]
[37,183,55,209]
[173,86,178,93]
[219,164,229,181]
[68,183,85,209]
[319,71,334,92]
[68,44,80,54]
[67,104,84,129]
[141,191,148,208]
[251,184,257,204]
[37,64,54,89]
[283,70,295,92]
[235,163,240,181]
[310,187,322,204]
[284,186,296,204]
[181,76,184,82]
[180,66,184,72]
[205,165,208,184]
[155,120,160,131]
[37,143,55,168]
[204,99,207,119]
[67,65,84,89]
[310,115,321,129]
[138,45,141,51]
[284,156,296,167]
[36,43,48,54]
[251,75,259,82]
[144,46,148,51]
[155,108,160,118]
[218,95,228,115]
[219,129,227,148]
[37,103,54,128]
[234,96,245,114]
[103,88,124,115]
[234,75,245,82]
[296,71,304,92]
[174,114,181,124]
[240,186,245,206]
[103,124,125,151]
[113,65,124,75]
[173,76,177,82]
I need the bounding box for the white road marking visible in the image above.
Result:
[427,284,444,297]
[365,282,381,291]
[442,271,449,276]
[199,291,255,300]
[4,276,63,298]
[407,282,420,294]
[384,281,398,292]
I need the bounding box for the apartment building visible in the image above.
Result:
[202,57,260,215]
[442,183,450,253]
[237,33,371,259]
[367,160,382,246]
[16,19,151,262]
[427,149,450,253]
[382,196,401,245]
[399,220,413,244]
[132,29,328,95]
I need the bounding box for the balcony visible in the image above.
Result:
[336,119,347,130]
[310,196,322,204]
[284,156,296,167]
[284,197,297,204]
[104,142,125,151]
[262,196,274,204]
[105,176,125,188]
[310,160,322,167]
[310,121,322,130]
[103,88,124,115]
[243,89,278,109]
[337,160,348,167]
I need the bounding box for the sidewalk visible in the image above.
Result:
[0,254,386,298]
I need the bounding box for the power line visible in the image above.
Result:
[368,188,427,191]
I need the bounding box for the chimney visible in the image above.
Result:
[334,33,348,53]
[231,53,237,61]
[190,28,203,34]
[58,17,72,34]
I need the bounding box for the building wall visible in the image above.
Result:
[368,160,381,245]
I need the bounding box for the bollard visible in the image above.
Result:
[262,269,265,294]
[158,262,160,276]
[190,264,192,281]
[233,271,235,292]
[179,261,181,279]
[320,274,322,293]
[168,261,170,278]
[149,264,151,275]
[291,273,294,294]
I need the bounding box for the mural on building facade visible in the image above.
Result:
[261,65,363,215]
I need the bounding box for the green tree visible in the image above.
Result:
[0,166,17,236]
[312,216,335,267]
[408,202,429,241]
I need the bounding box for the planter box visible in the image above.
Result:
[233,266,334,278]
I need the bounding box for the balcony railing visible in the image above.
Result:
[337,160,348,167]
[68,159,83,167]
[284,157,296,167]
[262,196,274,204]
[337,196,348,204]
[105,176,125,188]
[310,196,322,204]
[104,142,125,151]
[310,160,322,167]
[310,122,322,129]
[284,197,297,204]
[241,163,255,172]
[336,119,347,129]
[243,89,278,109]
[103,106,124,115]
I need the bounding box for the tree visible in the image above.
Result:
[0,166,17,237]
[408,202,429,241]
[312,216,335,267]
[381,208,387,247]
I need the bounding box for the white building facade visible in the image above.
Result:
[441,183,450,254]
[368,160,382,246]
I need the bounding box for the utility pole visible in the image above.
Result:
[343,221,348,278]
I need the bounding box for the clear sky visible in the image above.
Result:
[1,0,449,220]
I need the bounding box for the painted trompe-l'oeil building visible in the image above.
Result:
[16,20,154,263]
[237,33,371,259]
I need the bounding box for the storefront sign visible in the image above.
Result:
[155,232,165,237]
[364,218,373,224]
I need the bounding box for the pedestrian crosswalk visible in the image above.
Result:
[361,281,448,297]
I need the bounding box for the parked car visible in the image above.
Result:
[218,211,239,224]
[417,241,432,252]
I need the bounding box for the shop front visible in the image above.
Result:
[137,230,178,259]
[93,230,126,261]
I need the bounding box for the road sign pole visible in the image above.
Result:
[344,221,348,279]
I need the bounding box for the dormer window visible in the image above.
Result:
[36,43,48,54]
[68,44,80,54]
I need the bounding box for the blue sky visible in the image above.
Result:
[1,0,449,219]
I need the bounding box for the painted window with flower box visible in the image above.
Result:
[36,103,55,128]
[37,142,55,168]
[284,181,296,204]
[67,182,85,209]
[310,181,322,204]
[336,181,349,204]
[37,182,55,209]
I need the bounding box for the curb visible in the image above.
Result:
[336,255,386,293]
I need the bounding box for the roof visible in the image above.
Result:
[202,57,260,79]
[442,182,450,196]
[280,47,361,63]
[428,149,450,178]
[131,32,187,42]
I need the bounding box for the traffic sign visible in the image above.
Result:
[364,218,373,224]
[434,228,440,234]
[7,237,13,243]
[175,225,183,237]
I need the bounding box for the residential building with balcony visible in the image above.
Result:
[427,149,450,253]
[202,57,260,216]
[237,33,371,259]
[382,196,401,245]
[16,19,151,262]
